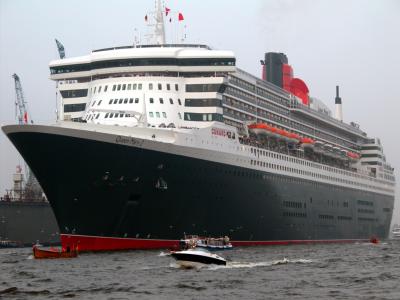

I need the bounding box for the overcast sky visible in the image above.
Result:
[1,0,399,223]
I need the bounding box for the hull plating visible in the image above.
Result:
[4,126,394,251]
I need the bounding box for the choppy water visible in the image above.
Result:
[1,241,400,299]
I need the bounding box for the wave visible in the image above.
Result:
[208,257,313,270]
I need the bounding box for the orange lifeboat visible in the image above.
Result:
[32,245,78,259]
[248,124,300,143]
[287,132,301,143]
[300,137,315,149]
[346,151,360,162]
[248,123,279,138]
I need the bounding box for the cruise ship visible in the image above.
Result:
[2,2,395,251]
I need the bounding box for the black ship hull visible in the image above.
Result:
[3,125,394,251]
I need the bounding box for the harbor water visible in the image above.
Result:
[1,241,400,299]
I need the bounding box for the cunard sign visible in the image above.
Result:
[211,127,236,140]
[115,136,143,146]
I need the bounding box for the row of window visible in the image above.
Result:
[283,201,304,209]
[64,103,86,112]
[358,217,377,222]
[308,216,377,222]
[107,98,139,105]
[361,153,383,158]
[224,89,357,150]
[249,158,392,194]
[361,146,382,151]
[105,112,131,119]
[185,98,222,107]
[248,145,392,189]
[184,113,223,122]
[226,80,360,149]
[60,89,88,98]
[148,112,168,119]
[93,97,185,106]
[357,200,374,206]
[319,214,334,220]
[186,84,225,93]
[337,216,352,221]
[50,57,236,74]
[282,211,307,218]
[358,209,375,214]
[91,82,181,94]
[149,98,182,105]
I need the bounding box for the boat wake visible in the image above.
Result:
[207,258,313,270]
[169,257,313,270]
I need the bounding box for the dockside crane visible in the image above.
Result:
[11,74,43,201]
[12,73,33,125]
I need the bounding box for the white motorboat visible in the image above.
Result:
[392,224,400,239]
[170,248,227,267]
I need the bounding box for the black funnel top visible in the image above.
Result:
[264,53,288,88]
[335,85,342,104]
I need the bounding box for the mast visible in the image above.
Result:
[154,0,165,44]
[144,0,166,45]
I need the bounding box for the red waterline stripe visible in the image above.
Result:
[61,234,370,252]
[231,239,369,247]
[61,234,179,252]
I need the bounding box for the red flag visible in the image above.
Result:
[178,12,184,21]
[165,7,171,16]
[144,15,148,22]
[23,112,28,123]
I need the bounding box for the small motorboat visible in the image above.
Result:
[179,235,233,251]
[0,240,22,248]
[196,236,233,251]
[170,248,226,268]
[392,224,400,239]
[32,245,78,259]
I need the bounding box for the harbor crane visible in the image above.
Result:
[11,74,43,200]
[12,73,33,125]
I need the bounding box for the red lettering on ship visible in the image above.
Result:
[211,128,236,139]
[211,127,226,137]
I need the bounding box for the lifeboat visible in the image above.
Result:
[248,123,300,143]
[322,144,335,157]
[268,126,281,138]
[313,141,324,153]
[347,151,360,162]
[275,128,289,141]
[340,149,348,160]
[248,123,277,137]
[300,137,315,149]
[32,245,78,259]
[332,147,344,159]
[286,132,301,143]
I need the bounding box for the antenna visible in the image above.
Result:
[133,28,141,47]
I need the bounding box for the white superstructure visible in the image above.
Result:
[47,3,395,201]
